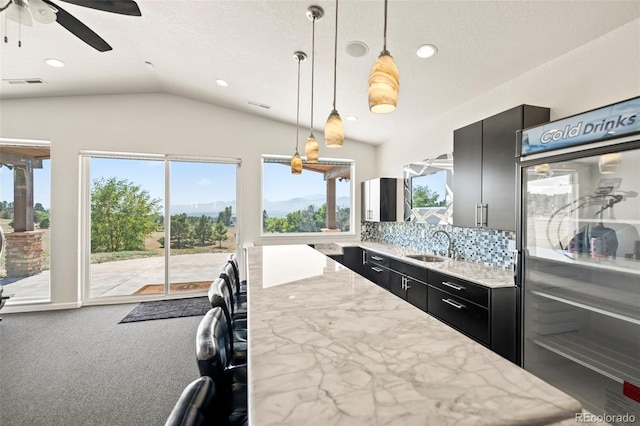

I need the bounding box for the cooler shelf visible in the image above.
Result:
[531,288,640,325]
[531,332,640,386]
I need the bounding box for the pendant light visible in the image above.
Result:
[368,0,399,113]
[304,5,323,163]
[291,51,307,175]
[324,0,344,148]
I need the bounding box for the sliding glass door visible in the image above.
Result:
[168,161,237,295]
[83,154,238,301]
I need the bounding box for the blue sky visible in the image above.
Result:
[263,163,351,201]
[1,161,51,209]
[1,158,351,210]
[91,158,237,205]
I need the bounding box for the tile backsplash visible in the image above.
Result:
[361,221,516,269]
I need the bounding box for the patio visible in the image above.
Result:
[0,252,231,302]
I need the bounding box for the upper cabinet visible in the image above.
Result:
[362,178,397,222]
[453,105,550,231]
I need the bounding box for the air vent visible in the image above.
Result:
[3,78,46,84]
[248,101,271,110]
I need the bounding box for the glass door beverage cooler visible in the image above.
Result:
[516,97,640,424]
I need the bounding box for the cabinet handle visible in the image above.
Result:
[442,281,464,291]
[404,277,411,290]
[362,251,366,265]
[371,267,384,273]
[481,204,488,227]
[475,204,481,227]
[442,298,466,309]
[371,256,384,261]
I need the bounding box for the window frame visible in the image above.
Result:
[260,155,356,238]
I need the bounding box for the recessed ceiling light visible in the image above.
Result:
[346,115,358,121]
[345,41,368,58]
[416,44,438,58]
[216,79,229,87]
[44,58,64,68]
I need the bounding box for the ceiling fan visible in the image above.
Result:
[1,0,141,51]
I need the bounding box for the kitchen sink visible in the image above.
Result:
[405,254,446,263]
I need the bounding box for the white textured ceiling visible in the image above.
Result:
[1,0,639,145]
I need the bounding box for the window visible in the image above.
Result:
[261,155,354,235]
[81,152,239,301]
[0,140,51,303]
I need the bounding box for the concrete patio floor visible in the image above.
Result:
[0,252,231,302]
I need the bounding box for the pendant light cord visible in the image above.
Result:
[295,56,301,151]
[18,0,21,47]
[332,0,338,110]
[310,15,316,133]
[383,0,388,53]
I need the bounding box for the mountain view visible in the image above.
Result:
[171,194,350,218]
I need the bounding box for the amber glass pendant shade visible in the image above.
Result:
[368,52,399,113]
[305,134,320,163]
[291,151,303,174]
[324,110,344,148]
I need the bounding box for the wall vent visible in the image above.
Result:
[3,78,46,84]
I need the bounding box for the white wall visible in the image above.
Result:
[0,93,377,309]
[378,19,640,178]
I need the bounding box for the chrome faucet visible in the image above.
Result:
[432,230,457,259]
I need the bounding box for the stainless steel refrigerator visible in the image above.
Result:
[516,97,640,423]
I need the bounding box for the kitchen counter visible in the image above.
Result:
[247,244,581,425]
[329,241,515,288]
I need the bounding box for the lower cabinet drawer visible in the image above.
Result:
[366,264,390,290]
[428,286,489,345]
[429,271,489,307]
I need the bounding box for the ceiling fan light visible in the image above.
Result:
[305,134,320,163]
[7,2,34,26]
[291,151,303,174]
[30,0,56,24]
[324,110,344,148]
[368,52,399,113]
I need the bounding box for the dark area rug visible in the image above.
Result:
[119,296,211,323]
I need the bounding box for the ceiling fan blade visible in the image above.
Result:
[30,0,57,24]
[57,0,141,16]
[42,0,112,51]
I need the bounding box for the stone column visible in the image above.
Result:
[5,231,44,277]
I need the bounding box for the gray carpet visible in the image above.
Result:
[119,297,211,323]
[0,303,204,426]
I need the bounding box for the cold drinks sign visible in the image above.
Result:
[518,97,640,156]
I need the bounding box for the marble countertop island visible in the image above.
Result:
[247,244,581,426]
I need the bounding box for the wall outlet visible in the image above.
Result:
[421,229,427,238]
[508,239,516,251]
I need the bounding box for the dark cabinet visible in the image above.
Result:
[453,121,483,229]
[389,259,428,312]
[453,104,550,231]
[428,286,490,345]
[361,178,397,222]
[427,270,517,363]
[363,250,391,290]
[342,246,364,276]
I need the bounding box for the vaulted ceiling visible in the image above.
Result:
[1,0,639,145]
